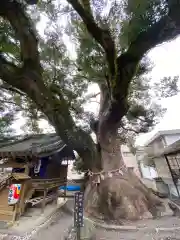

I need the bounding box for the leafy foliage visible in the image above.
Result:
[0,0,180,171]
[0,85,17,141]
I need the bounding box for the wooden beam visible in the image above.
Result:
[41,189,47,214]
[0,162,26,169]
[18,183,26,216]
[0,210,13,216]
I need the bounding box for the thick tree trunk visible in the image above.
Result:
[84,130,164,221]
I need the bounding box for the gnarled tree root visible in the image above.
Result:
[84,172,165,221]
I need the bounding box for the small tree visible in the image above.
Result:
[0,0,180,220]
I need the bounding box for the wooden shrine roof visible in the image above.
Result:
[0,133,75,159]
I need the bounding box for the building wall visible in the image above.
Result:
[136,148,158,180]
[140,136,170,180]
[147,133,180,180]
[149,136,165,154]
[164,134,180,146]
[121,145,141,178]
[138,131,180,195]
[154,157,171,179]
[139,161,158,179]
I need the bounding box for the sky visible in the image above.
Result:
[12,9,180,146]
[136,37,180,146]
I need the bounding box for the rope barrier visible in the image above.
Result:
[87,164,127,177]
[88,165,127,185]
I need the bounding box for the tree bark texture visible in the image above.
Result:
[0,0,177,221]
[83,90,164,221]
[84,137,164,221]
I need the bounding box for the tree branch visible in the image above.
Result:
[0,83,25,96]
[80,0,92,14]
[0,0,97,170]
[68,0,180,135]
[0,54,21,86]
[120,124,139,134]
[106,4,180,127]
[115,6,180,100]
[0,0,41,71]
[66,0,116,79]
[89,100,100,104]
[85,92,100,101]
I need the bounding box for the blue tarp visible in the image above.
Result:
[59,185,81,191]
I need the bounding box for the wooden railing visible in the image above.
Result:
[0,175,11,191]
[32,178,67,191]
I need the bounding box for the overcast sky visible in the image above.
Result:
[136,37,180,145]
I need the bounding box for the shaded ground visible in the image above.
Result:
[94,215,180,240]
[95,228,180,240]
[2,200,180,240]
[32,208,73,240]
[32,201,180,240]
[1,202,73,240]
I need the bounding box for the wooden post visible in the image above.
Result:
[56,187,59,205]
[12,204,18,223]
[41,188,47,214]
[24,164,29,175]
[53,187,58,205]
[64,183,67,200]
[19,182,26,216]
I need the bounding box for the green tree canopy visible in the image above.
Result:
[1,0,180,221]
[0,0,179,145]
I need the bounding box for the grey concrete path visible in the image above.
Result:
[2,200,180,240]
[32,208,73,240]
[95,228,180,240]
[1,202,73,240]
[94,216,180,240]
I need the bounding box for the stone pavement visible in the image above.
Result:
[94,216,180,240]
[0,199,72,240]
[0,203,73,240]
[32,208,73,240]
[95,228,180,240]
[2,200,180,240]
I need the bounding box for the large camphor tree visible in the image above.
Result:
[0,0,180,220]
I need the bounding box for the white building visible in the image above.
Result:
[137,129,180,195]
[138,129,180,178]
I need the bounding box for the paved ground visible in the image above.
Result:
[2,200,180,240]
[95,216,180,240]
[32,209,73,240]
[0,202,73,240]
[95,229,180,240]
